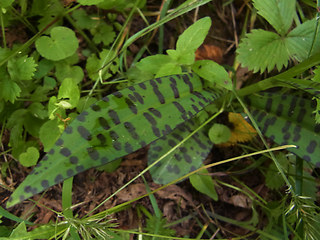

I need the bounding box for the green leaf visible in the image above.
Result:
[192,60,233,90]
[0,0,14,8]
[19,147,39,167]
[77,0,104,5]
[208,123,231,144]
[39,119,61,152]
[175,17,211,55]
[58,78,80,108]
[244,92,320,166]
[253,0,295,35]
[286,19,320,61]
[148,116,213,184]
[91,23,115,46]
[35,27,79,61]
[34,59,54,79]
[86,49,119,80]
[9,222,27,238]
[7,73,220,207]
[72,9,97,30]
[7,55,37,81]
[237,29,290,73]
[189,168,218,200]
[0,71,21,103]
[55,62,84,84]
[97,0,146,11]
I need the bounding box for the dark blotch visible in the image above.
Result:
[108,109,120,125]
[100,157,109,164]
[125,98,138,114]
[168,139,176,147]
[169,77,179,98]
[139,82,147,90]
[54,174,63,183]
[173,101,186,114]
[76,165,84,173]
[41,180,49,188]
[98,117,110,130]
[143,112,157,125]
[77,126,92,140]
[60,147,71,157]
[184,154,192,163]
[124,122,139,139]
[55,138,64,146]
[87,147,99,160]
[148,108,162,118]
[150,79,165,104]
[48,149,55,155]
[66,169,74,177]
[124,142,133,153]
[112,91,123,98]
[306,140,317,154]
[91,104,101,112]
[24,186,31,193]
[133,92,144,104]
[97,133,107,145]
[65,126,73,134]
[76,111,88,122]
[70,156,79,164]
[182,74,194,93]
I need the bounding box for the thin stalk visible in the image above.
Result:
[0,11,6,48]
[158,0,173,54]
[307,0,320,58]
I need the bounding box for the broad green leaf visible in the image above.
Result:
[0,72,21,103]
[244,92,320,166]
[189,168,218,201]
[192,60,233,90]
[148,116,213,184]
[237,30,290,73]
[57,78,80,108]
[7,56,37,81]
[34,59,54,79]
[253,0,295,35]
[9,222,27,238]
[155,61,182,78]
[19,147,39,167]
[167,49,195,65]
[7,74,220,207]
[39,119,61,152]
[35,27,79,61]
[175,17,211,55]
[286,19,320,61]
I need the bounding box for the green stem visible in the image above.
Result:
[158,0,173,54]
[0,11,6,48]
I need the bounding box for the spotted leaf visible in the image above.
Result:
[245,92,320,166]
[7,73,221,207]
[148,115,213,184]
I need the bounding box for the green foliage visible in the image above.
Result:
[237,0,320,72]
[19,147,39,167]
[208,123,231,144]
[35,27,79,61]
[189,168,218,200]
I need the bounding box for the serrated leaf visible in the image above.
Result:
[245,92,320,165]
[0,72,21,103]
[7,73,220,207]
[91,23,115,46]
[237,29,290,73]
[192,60,232,90]
[72,9,97,29]
[286,18,320,61]
[253,0,295,35]
[189,168,218,200]
[7,55,37,81]
[58,78,80,108]
[35,27,79,61]
[19,147,39,167]
[176,17,211,54]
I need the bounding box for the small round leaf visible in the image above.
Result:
[35,27,79,61]
[208,123,231,144]
[19,147,39,167]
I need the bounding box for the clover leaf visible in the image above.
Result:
[35,27,79,61]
